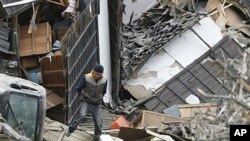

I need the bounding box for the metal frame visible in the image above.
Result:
[61,0,100,123]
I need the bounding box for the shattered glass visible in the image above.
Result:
[6,92,38,139]
[0,73,46,141]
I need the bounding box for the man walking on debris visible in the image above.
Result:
[65,64,107,141]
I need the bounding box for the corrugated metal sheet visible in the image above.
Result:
[0,25,10,53]
[143,36,243,112]
[0,23,19,77]
[0,0,34,18]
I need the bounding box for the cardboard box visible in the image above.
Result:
[19,22,52,57]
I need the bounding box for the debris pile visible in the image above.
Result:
[121,1,201,79]
[1,0,250,141]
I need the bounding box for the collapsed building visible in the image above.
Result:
[118,0,250,112]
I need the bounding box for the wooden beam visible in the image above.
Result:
[46,0,67,7]
[208,3,233,16]
[28,4,40,33]
[239,79,250,93]
[57,126,66,141]
[44,126,63,131]
[2,0,37,8]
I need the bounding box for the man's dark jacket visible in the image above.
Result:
[77,72,107,105]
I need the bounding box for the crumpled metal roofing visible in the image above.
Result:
[142,36,244,112]
[0,0,36,18]
[121,1,201,80]
[123,16,223,100]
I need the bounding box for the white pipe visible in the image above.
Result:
[3,0,37,8]
[98,0,113,106]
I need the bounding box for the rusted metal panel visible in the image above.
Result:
[0,0,35,18]
[144,36,243,112]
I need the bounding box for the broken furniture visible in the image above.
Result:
[18,22,52,57]
[133,110,183,131]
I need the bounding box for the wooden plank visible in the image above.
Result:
[40,55,65,96]
[46,0,67,6]
[46,22,51,53]
[144,97,160,111]
[28,4,40,33]
[133,110,183,131]
[177,103,217,118]
[178,71,193,82]
[215,13,228,28]
[57,126,65,141]
[168,82,189,98]
[46,89,64,109]
[20,65,32,80]
[44,126,63,131]
[19,22,52,56]
[161,89,183,104]
[0,134,9,140]
[201,59,224,77]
